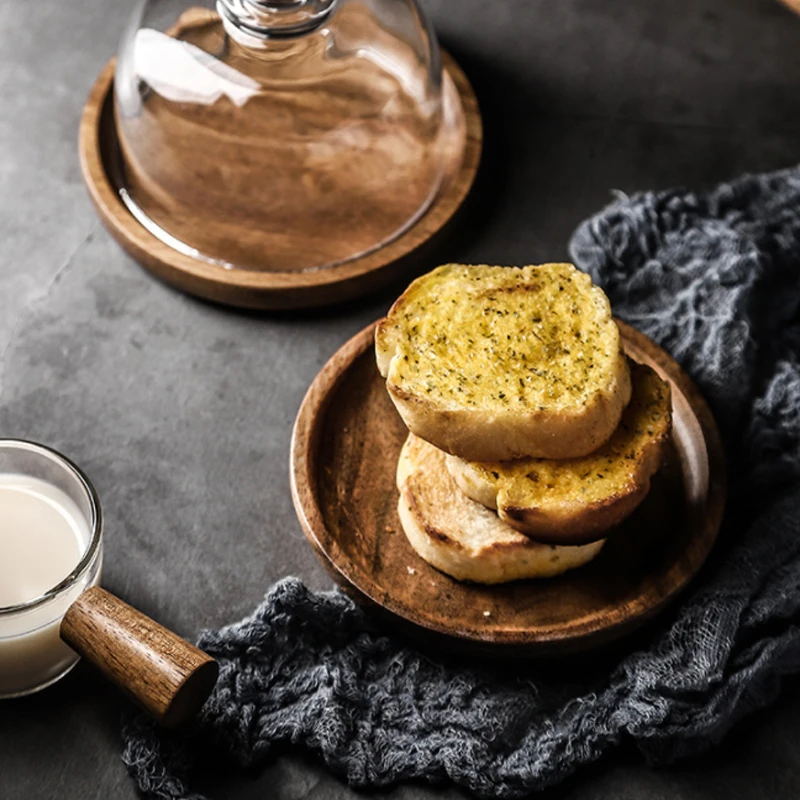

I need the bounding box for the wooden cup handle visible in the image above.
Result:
[60,587,219,728]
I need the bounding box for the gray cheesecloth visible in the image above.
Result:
[122,165,800,798]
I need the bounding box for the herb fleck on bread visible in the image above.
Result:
[446,361,672,545]
[376,263,632,461]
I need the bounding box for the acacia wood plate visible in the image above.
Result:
[291,320,726,656]
[79,47,481,310]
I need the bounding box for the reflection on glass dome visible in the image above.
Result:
[114,0,450,274]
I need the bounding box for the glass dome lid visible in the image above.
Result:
[113,0,458,275]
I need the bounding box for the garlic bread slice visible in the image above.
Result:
[376,263,631,461]
[396,434,605,584]
[446,361,672,545]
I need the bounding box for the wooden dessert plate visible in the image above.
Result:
[291,320,726,656]
[79,34,482,310]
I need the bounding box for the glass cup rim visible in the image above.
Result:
[0,438,102,616]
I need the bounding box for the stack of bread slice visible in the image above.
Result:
[376,263,672,584]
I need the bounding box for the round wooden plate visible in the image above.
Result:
[79,50,482,310]
[291,320,727,657]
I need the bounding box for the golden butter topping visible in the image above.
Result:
[466,363,671,505]
[379,263,621,411]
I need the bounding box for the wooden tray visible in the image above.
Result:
[291,320,727,657]
[79,50,482,310]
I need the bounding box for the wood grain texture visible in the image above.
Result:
[290,320,727,657]
[117,6,456,276]
[79,42,482,309]
[60,587,219,728]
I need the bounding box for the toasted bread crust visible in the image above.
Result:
[376,263,632,461]
[446,361,672,544]
[387,350,631,461]
[396,435,605,584]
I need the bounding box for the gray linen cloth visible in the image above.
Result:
[122,165,800,798]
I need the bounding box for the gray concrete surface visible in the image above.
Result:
[1,0,800,797]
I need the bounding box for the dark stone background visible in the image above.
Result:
[2,0,800,797]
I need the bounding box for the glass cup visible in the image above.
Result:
[0,440,103,698]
